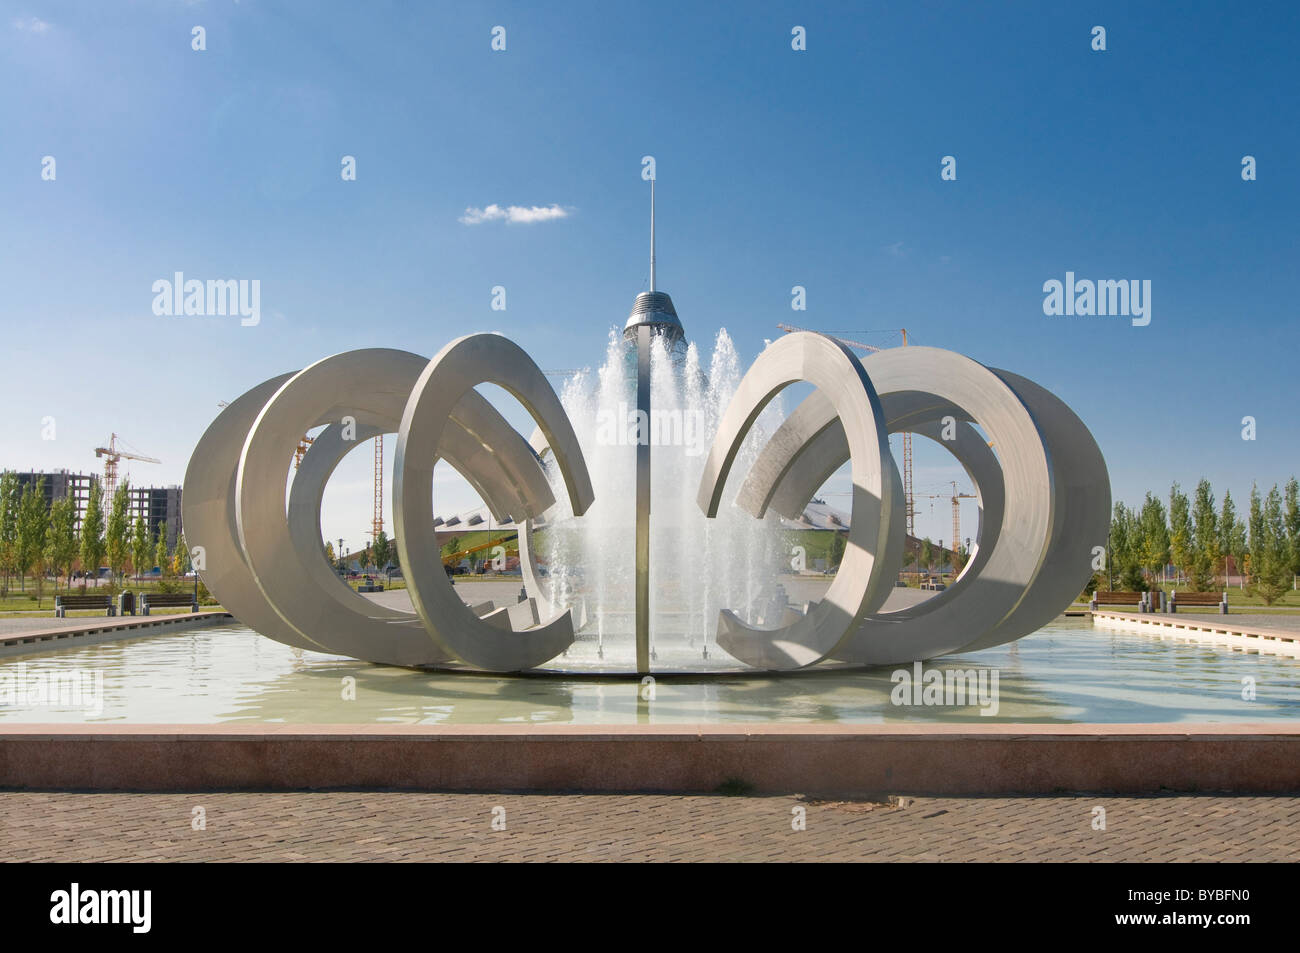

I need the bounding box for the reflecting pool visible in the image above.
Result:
[1,617,1298,725]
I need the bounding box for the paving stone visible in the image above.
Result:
[1,792,1297,862]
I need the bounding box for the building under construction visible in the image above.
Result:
[10,470,97,533]
[6,469,182,550]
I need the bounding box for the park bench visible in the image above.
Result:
[1089,590,1155,612]
[140,592,199,615]
[1169,590,1228,614]
[54,594,115,618]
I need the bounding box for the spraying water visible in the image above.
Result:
[539,327,788,671]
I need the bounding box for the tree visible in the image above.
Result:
[324,540,336,567]
[131,516,150,582]
[1168,483,1191,585]
[1285,476,1300,580]
[1230,516,1248,589]
[920,537,934,574]
[361,543,373,573]
[80,480,106,588]
[1255,485,1289,606]
[16,479,47,597]
[1247,484,1264,586]
[1109,503,1145,591]
[1138,492,1169,584]
[155,521,170,578]
[48,496,78,592]
[172,531,190,576]
[1189,479,1218,591]
[1218,492,1247,588]
[373,530,391,574]
[105,480,131,591]
[0,471,19,596]
[1109,502,1129,584]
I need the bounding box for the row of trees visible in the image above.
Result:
[0,473,190,602]
[916,537,967,575]
[324,531,396,576]
[1108,477,1300,605]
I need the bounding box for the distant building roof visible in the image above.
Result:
[431,501,849,535]
[433,505,546,534]
[779,500,850,531]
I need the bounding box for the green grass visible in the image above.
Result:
[1165,584,1300,608]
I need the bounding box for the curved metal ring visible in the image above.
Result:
[394,334,595,672]
[190,348,561,667]
[729,343,1108,665]
[695,333,900,670]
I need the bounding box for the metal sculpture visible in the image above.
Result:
[184,332,1108,673]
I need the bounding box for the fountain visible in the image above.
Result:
[182,181,1111,675]
[540,324,787,670]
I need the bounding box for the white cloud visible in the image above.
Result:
[12,16,50,33]
[459,203,570,226]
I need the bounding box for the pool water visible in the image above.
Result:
[0,618,1297,724]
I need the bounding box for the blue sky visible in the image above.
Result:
[1,0,1297,548]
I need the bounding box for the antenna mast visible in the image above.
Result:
[649,177,656,292]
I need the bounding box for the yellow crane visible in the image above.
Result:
[442,533,517,568]
[93,433,160,500]
[219,400,317,472]
[293,435,316,470]
[920,480,976,556]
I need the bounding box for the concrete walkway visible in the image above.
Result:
[0,612,212,636]
[1094,610,1300,658]
[1,790,1294,862]
[1179,611,1300,632]
[0,611,233,658]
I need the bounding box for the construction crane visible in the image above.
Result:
[777,324,915,536]
[920,480,976,556]
[293,435,315,470]
[93,433,160,500]
[218,400,317,471]
[441,533,518,568]
[371,435,383,539]
[776,324,886,353]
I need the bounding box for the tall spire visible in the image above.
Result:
[624,171,683,345]
[649,177,656,292]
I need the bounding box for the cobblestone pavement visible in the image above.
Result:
[2,791,1297,861]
